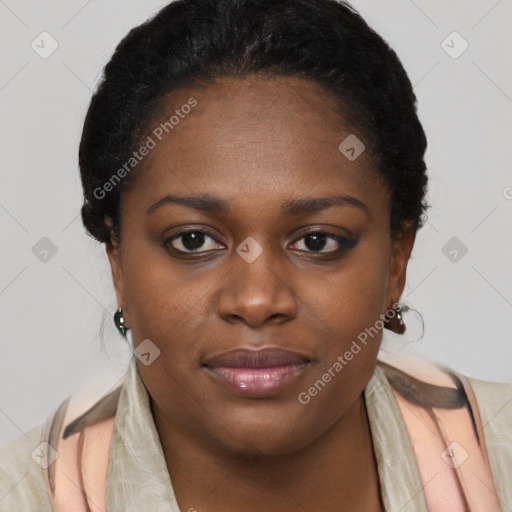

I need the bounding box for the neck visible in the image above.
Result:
[152,393,384,512]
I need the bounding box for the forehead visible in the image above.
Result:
[124,74,386,217]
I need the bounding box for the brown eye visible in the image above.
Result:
[290,231,356,253]
[164,230,224,253]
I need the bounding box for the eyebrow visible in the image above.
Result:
[146,193,369,216]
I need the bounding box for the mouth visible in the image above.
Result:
[202,347,311,397]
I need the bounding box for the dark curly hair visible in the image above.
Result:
[79,0,428,245]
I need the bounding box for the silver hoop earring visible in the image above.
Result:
[383,302,406,334]
[384,302,424,343]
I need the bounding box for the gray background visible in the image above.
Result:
[1,0,511,447]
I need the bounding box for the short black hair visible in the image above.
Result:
[79,0,428,245]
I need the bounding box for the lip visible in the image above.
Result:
[203,347,310,397]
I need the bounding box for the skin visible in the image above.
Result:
[106,74,416,511]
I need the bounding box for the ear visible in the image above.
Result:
[104,217,128,323]
[386,220,416,305]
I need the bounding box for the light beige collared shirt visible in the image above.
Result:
[1,356,511,511]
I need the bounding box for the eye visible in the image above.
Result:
[289,231,356,253]
[163,228,356,257]
[163,230,224,254]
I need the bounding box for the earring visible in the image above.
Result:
[114,307,129,338]
[384,302,406,334]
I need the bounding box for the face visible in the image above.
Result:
[106,74,415,456]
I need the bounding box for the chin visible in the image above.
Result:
[206,411,318,458]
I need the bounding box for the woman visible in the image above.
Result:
[1,0,510,510]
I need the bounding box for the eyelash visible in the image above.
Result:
[162,228,357,257]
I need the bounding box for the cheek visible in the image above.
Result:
[303,239,391,345]
[121,248,222,396]
[296,240,390,402]
[121,236,207,336]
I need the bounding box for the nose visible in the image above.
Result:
[217,245,297,328]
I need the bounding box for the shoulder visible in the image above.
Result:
[0,422,53,511]
[377,349,512,504]
[466,375,512,414]
[0,379,123,512]
[465,375,512,449]
[466,376,512,494]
